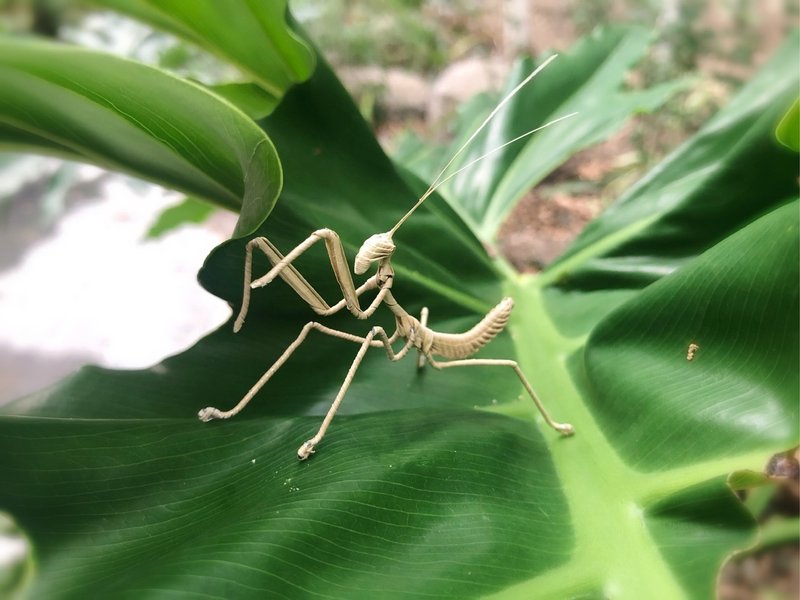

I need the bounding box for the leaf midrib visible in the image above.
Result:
[493,280,765,598]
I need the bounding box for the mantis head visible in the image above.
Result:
[354,232,395,275]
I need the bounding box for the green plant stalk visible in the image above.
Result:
[489,272,777,597]
[488,281,688,597]
[536,215,662,287]
[756,517,800,550]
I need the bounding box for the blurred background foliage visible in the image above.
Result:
[1,0,794,236]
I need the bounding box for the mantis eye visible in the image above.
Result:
[354,232,395,274]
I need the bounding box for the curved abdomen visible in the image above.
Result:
[430,297,513,359]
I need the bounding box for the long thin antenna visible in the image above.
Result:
[389,53,562,235]
[424,112,578,193]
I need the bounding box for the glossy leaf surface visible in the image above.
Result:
[0,38,281,235]
[91,0,315,104]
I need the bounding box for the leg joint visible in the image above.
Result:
[313,228,335,239]
[246,236,266,248]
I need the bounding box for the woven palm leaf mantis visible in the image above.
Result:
[199,55,576,460]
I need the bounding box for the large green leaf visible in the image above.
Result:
[543,30,799,293]
[91,0,315,109]
[0,38,281,235]
[584,199,798,468]
[1,30,798,600]
[396,26,688,247]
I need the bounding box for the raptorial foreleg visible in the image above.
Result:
[427,356,574,436]
[235,230,390,332]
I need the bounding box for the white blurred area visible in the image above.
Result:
[0,164,235,403]
[0,12,242,404]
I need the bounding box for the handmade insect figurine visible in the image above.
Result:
[198,55,576,460]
